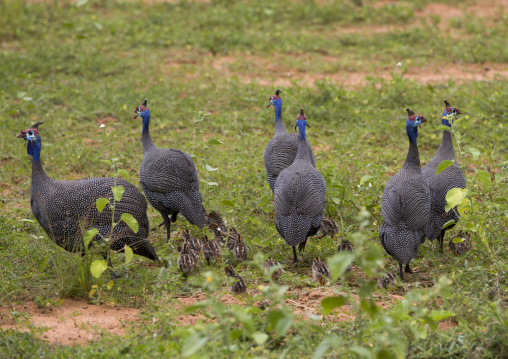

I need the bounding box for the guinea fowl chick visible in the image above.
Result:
[449,231,471,256]
[204,209,225,229]
[209,223,238,250]
[233,234,249,268]
[224,265,247,294]
[178,243,196,277]
[265,257,284,280]
[183,229,202,256]
[316,217,339,239]
[337,240,354,273]
[377,272,397,289]
[312,257,331,285]
[202,235,221,265]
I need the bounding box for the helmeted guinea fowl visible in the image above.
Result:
[421,100,466,251]
[224,265,247,294]
[337,240,353,273]
[274,109,325,263]
[315,216,339,239]
[264,90,315,192]
[134,100,204,241]
[16,123,158,262]
[312,257,331,285]
[265,257,284,280]
[449,230,471,256]
[379,108,430,281]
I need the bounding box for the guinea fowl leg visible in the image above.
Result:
[399,262,405,282]
[298,240,307,253]
[405,263,419,274]
[162,213,171,242]
[439,229,446,252]
[171,212,178,223]
[292,246,299,264]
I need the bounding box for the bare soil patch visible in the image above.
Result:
[0,299,140,346]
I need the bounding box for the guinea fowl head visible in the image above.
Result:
[405,107,426,144]
[134,99,150,132]
[295,108,310,140]
[442,99,461,127]
[17,122,44,162]
[224,265,235,277]
[266,89,282,122]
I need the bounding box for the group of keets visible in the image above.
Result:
[15,91,468,295]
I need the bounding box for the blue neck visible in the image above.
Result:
[441,110,452,128]
[273,99,282,123]
[27,136,42,162]
[141,110,150,134]
[296,120,307,140]
[406,119,418,144]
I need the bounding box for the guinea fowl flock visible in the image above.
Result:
[16,94,468,293]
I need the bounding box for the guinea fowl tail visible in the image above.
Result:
[177,191,205,229]
[110,237,159,262]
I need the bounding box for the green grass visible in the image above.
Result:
[2,0,508,357]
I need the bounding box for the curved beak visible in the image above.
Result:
[16,131,25,138]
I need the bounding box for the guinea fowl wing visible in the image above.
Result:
[264,134,299,177]
[141,148,199,193]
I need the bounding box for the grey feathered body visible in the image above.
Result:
[29,160,157,261]
[274,136,325,249]
[421,130,466,241]
[379,141,430,268]
[140,133,204,231]
[264,120,316,192]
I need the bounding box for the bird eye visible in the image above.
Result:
[137,107,140,112]
[452,108,457,114]
[28,131,34,136]
[415,116,420,121]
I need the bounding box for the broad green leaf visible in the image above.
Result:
[252,332,268,345]
[467,147,480,159]
[436,160,455,175]
[429,309,455,322]
[20,219,35,223]
[275,317,293,336]
[328,252,355,281]
[205,164,218,171]
[121,213,139,234]
[435,124,451,131]
[332,198,342,205]
[181,333,208,357]
[421,315,438,331]
[112,185,125,202]
[452,237,465,244]
[83,228,99,248]
[445,188,468,210]
[476,170,491,189]
[100,159,112,167]
[88,288,96,297]
[90,259,108,278]
[96,198,109,213]
[220,199,235,207]
[441,220,456,229]
[116,169,130,180]
[106,281,114,290]
[321,296,347,315]
[207,138,223,145]
[359,175,373,186]
[124,245,134,264]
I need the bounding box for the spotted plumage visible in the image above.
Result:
[315,216,339,239]
[202,234,221,265]
[224,265,247,294]
[337,240,354,273]
[379,108,430,281]
[264,90,315,192]
[449,231,471,255]
[265,257,284,280]
[178,243,196,276]
[16,123,158,262]
[377,272,397,289]
[422,100,466,251]
[312,257,331,285]
[274,109,325,263]
[135,100,204,241]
